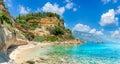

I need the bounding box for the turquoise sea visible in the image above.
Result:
[19,42,120,64]
[50,42,120,64]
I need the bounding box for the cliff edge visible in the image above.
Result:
[0,0,28,63]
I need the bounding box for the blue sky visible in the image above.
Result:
[4,0,120,41]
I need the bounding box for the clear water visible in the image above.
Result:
[19,42,120,64]
[50,42,120,64]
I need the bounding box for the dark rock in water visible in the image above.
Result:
[26,61,35,64]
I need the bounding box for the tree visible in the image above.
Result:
[51,27,64,36]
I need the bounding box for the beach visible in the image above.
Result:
[8,40,82,64]
[9,42,51,64]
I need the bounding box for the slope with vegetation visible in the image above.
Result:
[16,12,75,42]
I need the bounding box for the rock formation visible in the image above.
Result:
[0,0,28,63]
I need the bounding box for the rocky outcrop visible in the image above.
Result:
[0,0,28,63]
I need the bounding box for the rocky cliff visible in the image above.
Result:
[0,0,27,63]
[16,12,74,42]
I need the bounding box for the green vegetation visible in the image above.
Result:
[16,12,75,42]
[51,26,64,36]
[46,12,60,19]
[46,36,58,42]
[29,23,38,30]
[16,12,62,30]
[0,12,13,27]
[22,32,34,41]
[32,36,46,42]
[32,36,58,42]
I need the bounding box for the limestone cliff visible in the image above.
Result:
[0,0,27,63]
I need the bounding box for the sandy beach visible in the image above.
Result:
[8,40,83,64]
[9,42,51,64]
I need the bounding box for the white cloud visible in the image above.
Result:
[101,0,118,4]
[101,0,111,4]
[73,23,90,32]
[89,29,104,35]
[99,9,118,26]
[116,6,120,14]
[113,0,118,3]
[4,0,12,7]
[73,23,104,35]
[65,2,74,9]
[65,0,78,11]
[96,31,104,35]
[19,5,30,15]
[89,29,96,34]
[42,2,65,15]
[73,8,77,11]
[110,28,120,39]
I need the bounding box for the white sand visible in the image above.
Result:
[9,42,51,64]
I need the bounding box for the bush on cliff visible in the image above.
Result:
[46,36,58,42]
[32,36,45,42]
[51,27,64,36]
[0,12,13,27]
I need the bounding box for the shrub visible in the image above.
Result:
[0,12,13,27]
[47,36,58,42]
[51,27,64,36]
[32,36,45,42]
[29,23,38,30]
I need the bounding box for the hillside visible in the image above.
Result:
[16,12,75,42]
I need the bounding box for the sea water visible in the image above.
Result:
[19,42,120,64]
[50,42,120,64]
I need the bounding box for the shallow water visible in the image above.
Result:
[50,42,120,64]
[20,42,120,64]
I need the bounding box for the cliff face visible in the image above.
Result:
[0,0,27,63]
[27,17,64,36]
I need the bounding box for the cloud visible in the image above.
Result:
[110,28,120,39]
[73,23,90,32]
[113,0,118,3]
[73,23,104,35]
[19,5,31,15]
[65,2,74,9]
[89,29,96,34]
[99,9,118,26]
[73,8,77,11]
[65,0,78,11]
[4,0,12,7]
[42,2,65,16]
[101,0,118,4]
[116,6,120,14]
[101,0,111,4]
[96,31,104,35]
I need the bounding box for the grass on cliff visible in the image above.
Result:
[32,36,58,42]
[0,12,13,27]
[32,36,46,42]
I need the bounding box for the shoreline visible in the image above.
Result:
[9,42,51,63]
[8,40,83,64]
